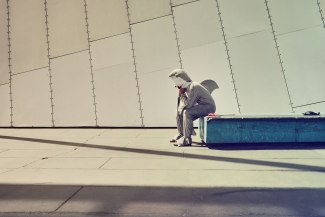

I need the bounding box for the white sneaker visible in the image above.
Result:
[176,137,192,147]
[170,134,183,143]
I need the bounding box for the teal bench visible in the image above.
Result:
[199,114,325,144]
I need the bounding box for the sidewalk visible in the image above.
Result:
[0,128,325,216]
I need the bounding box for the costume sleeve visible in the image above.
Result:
[177,94,187,112]
[185,87,198,108]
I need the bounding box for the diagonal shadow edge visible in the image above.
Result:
[0,135,325,173]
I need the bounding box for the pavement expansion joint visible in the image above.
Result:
[54,186,84,212]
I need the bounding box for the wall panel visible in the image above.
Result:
[174,0,238,114]
[278,27,325,107]
[51,51,95,126]
[131,16,180,126]
[10,0,48,74]
[128,0,171,24]
[228,31,292,114]
[268,0,321,35]
[0,84,10,126]
[131,16,179,74]
[0,0,323,127]
[94,63,141,127]
[85,0,129,41]
[138,68,177,127]
[0,0,9,84]
[173,0,223,50]
[181,42,239,115]
[91,34,141,126]
[12,68,51,126]
[47,0,88,57]
[91,34,133,71]
[218,0,270,38]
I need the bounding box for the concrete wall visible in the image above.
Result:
[0,0,324,127]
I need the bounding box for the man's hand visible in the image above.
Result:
[178,87,187,95]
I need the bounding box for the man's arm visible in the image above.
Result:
[184,87,198,108]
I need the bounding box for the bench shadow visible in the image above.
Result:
[205,142,325,150]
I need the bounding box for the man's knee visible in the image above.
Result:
[183,109,193,120]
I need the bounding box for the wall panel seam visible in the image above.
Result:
[215,0,241,114]
[6,0,13,126]
[126,0,144,127]
[49,49,89,60]
[172,0,200,8]
[169,0,183,68]
[11,66,48,76]
[130,14,171,25]
[89,32,129,43]
[317,0,325,27]
[84,0,98,126]
[275,25,322,37]
[44,0,55,127]
[264,0,294,112]
[293,101,325,109]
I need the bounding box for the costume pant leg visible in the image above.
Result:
[183,104,215,138]
[176,111,184,136]
[176,95,187,136]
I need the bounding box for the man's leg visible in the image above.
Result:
[183,109,197,139]
[176,111,183,136]
[180,105,215,145]
[170,111,184,142]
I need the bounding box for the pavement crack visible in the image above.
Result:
[21,158,45,168]
[0,149,9,154]
[54,186,83,212]
[99,158,112,169]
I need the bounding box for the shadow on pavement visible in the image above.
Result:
[0,184,324,217]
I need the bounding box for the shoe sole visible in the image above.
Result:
[177,144,191,147]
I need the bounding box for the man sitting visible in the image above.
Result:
[169,69,216,147]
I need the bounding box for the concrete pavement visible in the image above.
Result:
[0,128,324,217]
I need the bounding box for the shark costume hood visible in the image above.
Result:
[168,69,192,88]
[169,69,219,93]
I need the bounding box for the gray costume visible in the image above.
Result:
[176,82,216,138]
[169,69,216,142]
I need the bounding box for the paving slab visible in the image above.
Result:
[57,186,325,216]
[101,157,325,171]
[0,139,78,150]
[0,169,10,174]
[53,129,105,143]
[0,158,40,169]
[2,185,324,217]
[0,131,100,147]
[0,168,325,188]
[25,157,109,169]
[0,128,324,217]
[0,149,71,158]
[55,148,184,159]
[85,138,132,147]
[0,185,80,212]
[0,129,66,138]
[98,129,143,137]
[184,149,325,159]
[314,149,325,157]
